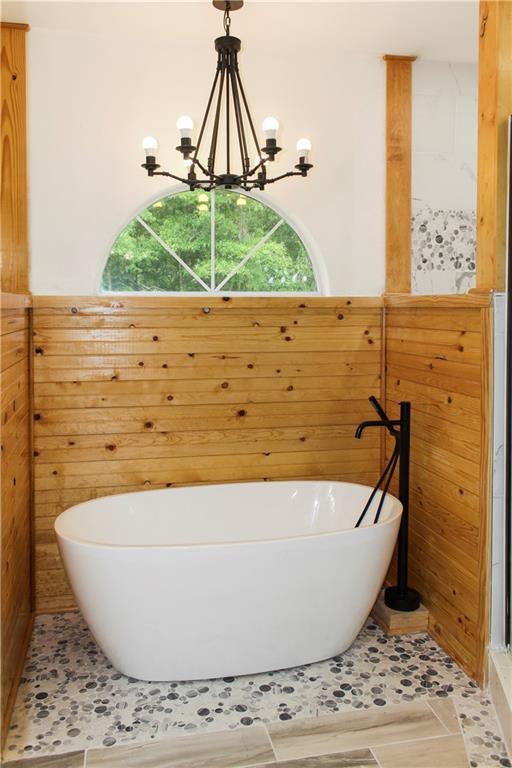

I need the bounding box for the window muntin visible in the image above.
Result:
[101,190,317,294]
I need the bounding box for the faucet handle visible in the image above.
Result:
[369,395,389,422]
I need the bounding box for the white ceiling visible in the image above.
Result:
[1,1,478,63]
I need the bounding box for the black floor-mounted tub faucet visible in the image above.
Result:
[356,396,421,613]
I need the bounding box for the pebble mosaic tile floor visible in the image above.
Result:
[4,613,511,767]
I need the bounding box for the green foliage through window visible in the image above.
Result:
[101,190,317,293]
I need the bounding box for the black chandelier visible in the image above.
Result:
[141,0,313,191]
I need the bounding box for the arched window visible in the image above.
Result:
[101,189,319,294]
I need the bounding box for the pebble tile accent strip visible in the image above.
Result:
[3,613,511,768]
[411,206,476,294]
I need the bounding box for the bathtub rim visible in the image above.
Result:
[54,480,403,551]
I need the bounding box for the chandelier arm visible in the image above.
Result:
[151,170,219,188]
[193,61,222,165]
[229,68,245,173]
[234,67,262,159]
[264,171,305,184]
[151,171,192,184]
[238,157,266,179]
[188,156,234,184]
[225,54,231,174]
[192,157,216,178]
[229,64,250,174]
[209,63,226,173]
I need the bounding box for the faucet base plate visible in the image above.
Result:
[384,585,421,612]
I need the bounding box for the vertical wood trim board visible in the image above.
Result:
[383,54,416,294]
[0,292,33,749]
[0,24,29,293]
[476,306,493,682]
[476,0,512,292]
[384,295,492,684]
[32,296,384,613]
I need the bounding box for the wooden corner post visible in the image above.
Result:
[476,1,512,292]
[0,22,29,294]
[383,55,417,295]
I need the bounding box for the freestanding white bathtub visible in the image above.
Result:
[55,481,402,681]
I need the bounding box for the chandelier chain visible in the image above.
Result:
[223,3,231,35]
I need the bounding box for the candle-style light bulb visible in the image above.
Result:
[142,136,158,157]
[262,116,279,140]
[176,116,194,139]
[296,138,312,163]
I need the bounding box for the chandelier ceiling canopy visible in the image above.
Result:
[141,0,313,192]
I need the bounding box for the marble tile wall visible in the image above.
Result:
[411,60,478,295]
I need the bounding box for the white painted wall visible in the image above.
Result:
[9,1,477,295]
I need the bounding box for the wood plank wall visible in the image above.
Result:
[1,292,32,745]
[384,294,492,683]
[32,295,384,613]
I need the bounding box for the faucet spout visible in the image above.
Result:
[355,400,401,439]
[355,420,389,439]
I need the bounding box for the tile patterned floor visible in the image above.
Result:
[0,703,497,768]
[3,613,511,768]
